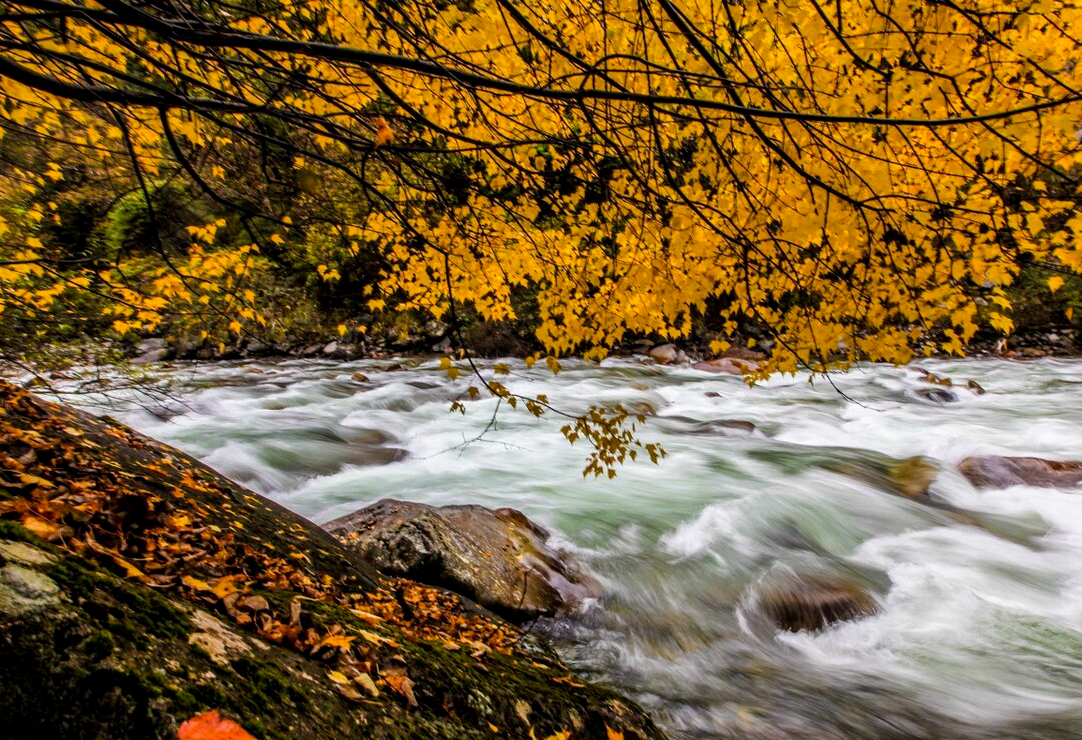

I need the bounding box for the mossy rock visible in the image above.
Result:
[0,383,666,740]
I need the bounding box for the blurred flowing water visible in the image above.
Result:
[64,357,1082,739]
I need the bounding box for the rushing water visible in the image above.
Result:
[61,357,1082,739]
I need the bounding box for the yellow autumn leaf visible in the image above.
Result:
[327,670,351,685]
[1048,276,1065,293]
[318,634,356,649]
[181,575,214,592]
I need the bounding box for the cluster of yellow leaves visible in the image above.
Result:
[3,0,1082,370]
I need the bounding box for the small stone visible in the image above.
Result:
[131,348,170,366]
[648,344,679,365]
[236,594,270,612]
[0,564,60,616]
[0,541,57,567]
[188,610,252,665]
[2,564,58,599]
[135,337,166,354]
[351,372,370,382]
[966,380,986,395]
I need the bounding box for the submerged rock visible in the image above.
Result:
[823,453,938,502]
[915,387,958,404]
[959,455,1082,489]
[325,499,600,623]
[758,575,878,632]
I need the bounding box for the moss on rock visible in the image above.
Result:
[0,383,666,740]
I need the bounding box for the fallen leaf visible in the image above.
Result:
[384,674,418,708]
[20,514,60,541]
[356,672,379,697]
[327,670,351,685]
[212,576,244,599]
[112,555,147,580]
[182,575,214,592]
[607,726,625,740]
[318,634,356,650]
[359,629,397,647]
[349,608,382,625]
[332,681,365,702]
[551,675,585,688]
[177,709,257,740]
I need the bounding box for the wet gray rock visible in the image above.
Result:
[324,499,600,623]
[244,338,274,355]
[135,337,166,354]
[960,456,1082,489]
[131,337,171,365]
[758,575,878,632]
[916,387,958,404]
[0,564,60,616]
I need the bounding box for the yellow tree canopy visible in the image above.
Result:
[3,0,1082,370]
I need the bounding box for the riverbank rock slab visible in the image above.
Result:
[325,499,601,624]
[0,382,664,740]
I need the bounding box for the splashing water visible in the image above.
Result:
[64,357,1082,739]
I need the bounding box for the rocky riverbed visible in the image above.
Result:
[36,355,1082,740]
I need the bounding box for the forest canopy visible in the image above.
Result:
[2,0,1082,375]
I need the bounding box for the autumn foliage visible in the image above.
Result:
[2,0,1082,369]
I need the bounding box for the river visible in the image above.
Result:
[64,356,1082,740]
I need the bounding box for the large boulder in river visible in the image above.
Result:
[959,455,1082,489]
[758,575,878,632]
[325,500,601,623]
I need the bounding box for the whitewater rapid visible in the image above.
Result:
[65,357,1082,739]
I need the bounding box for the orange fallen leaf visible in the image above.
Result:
[359,629,397,647]
[318,634,356,650]
[20,514,60,541]
[349,608,382,625]
[606,726,625,740]
[182,575,213,592]
[177,709,258,740]
[112,555,147,580]
[384,673,418,708]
